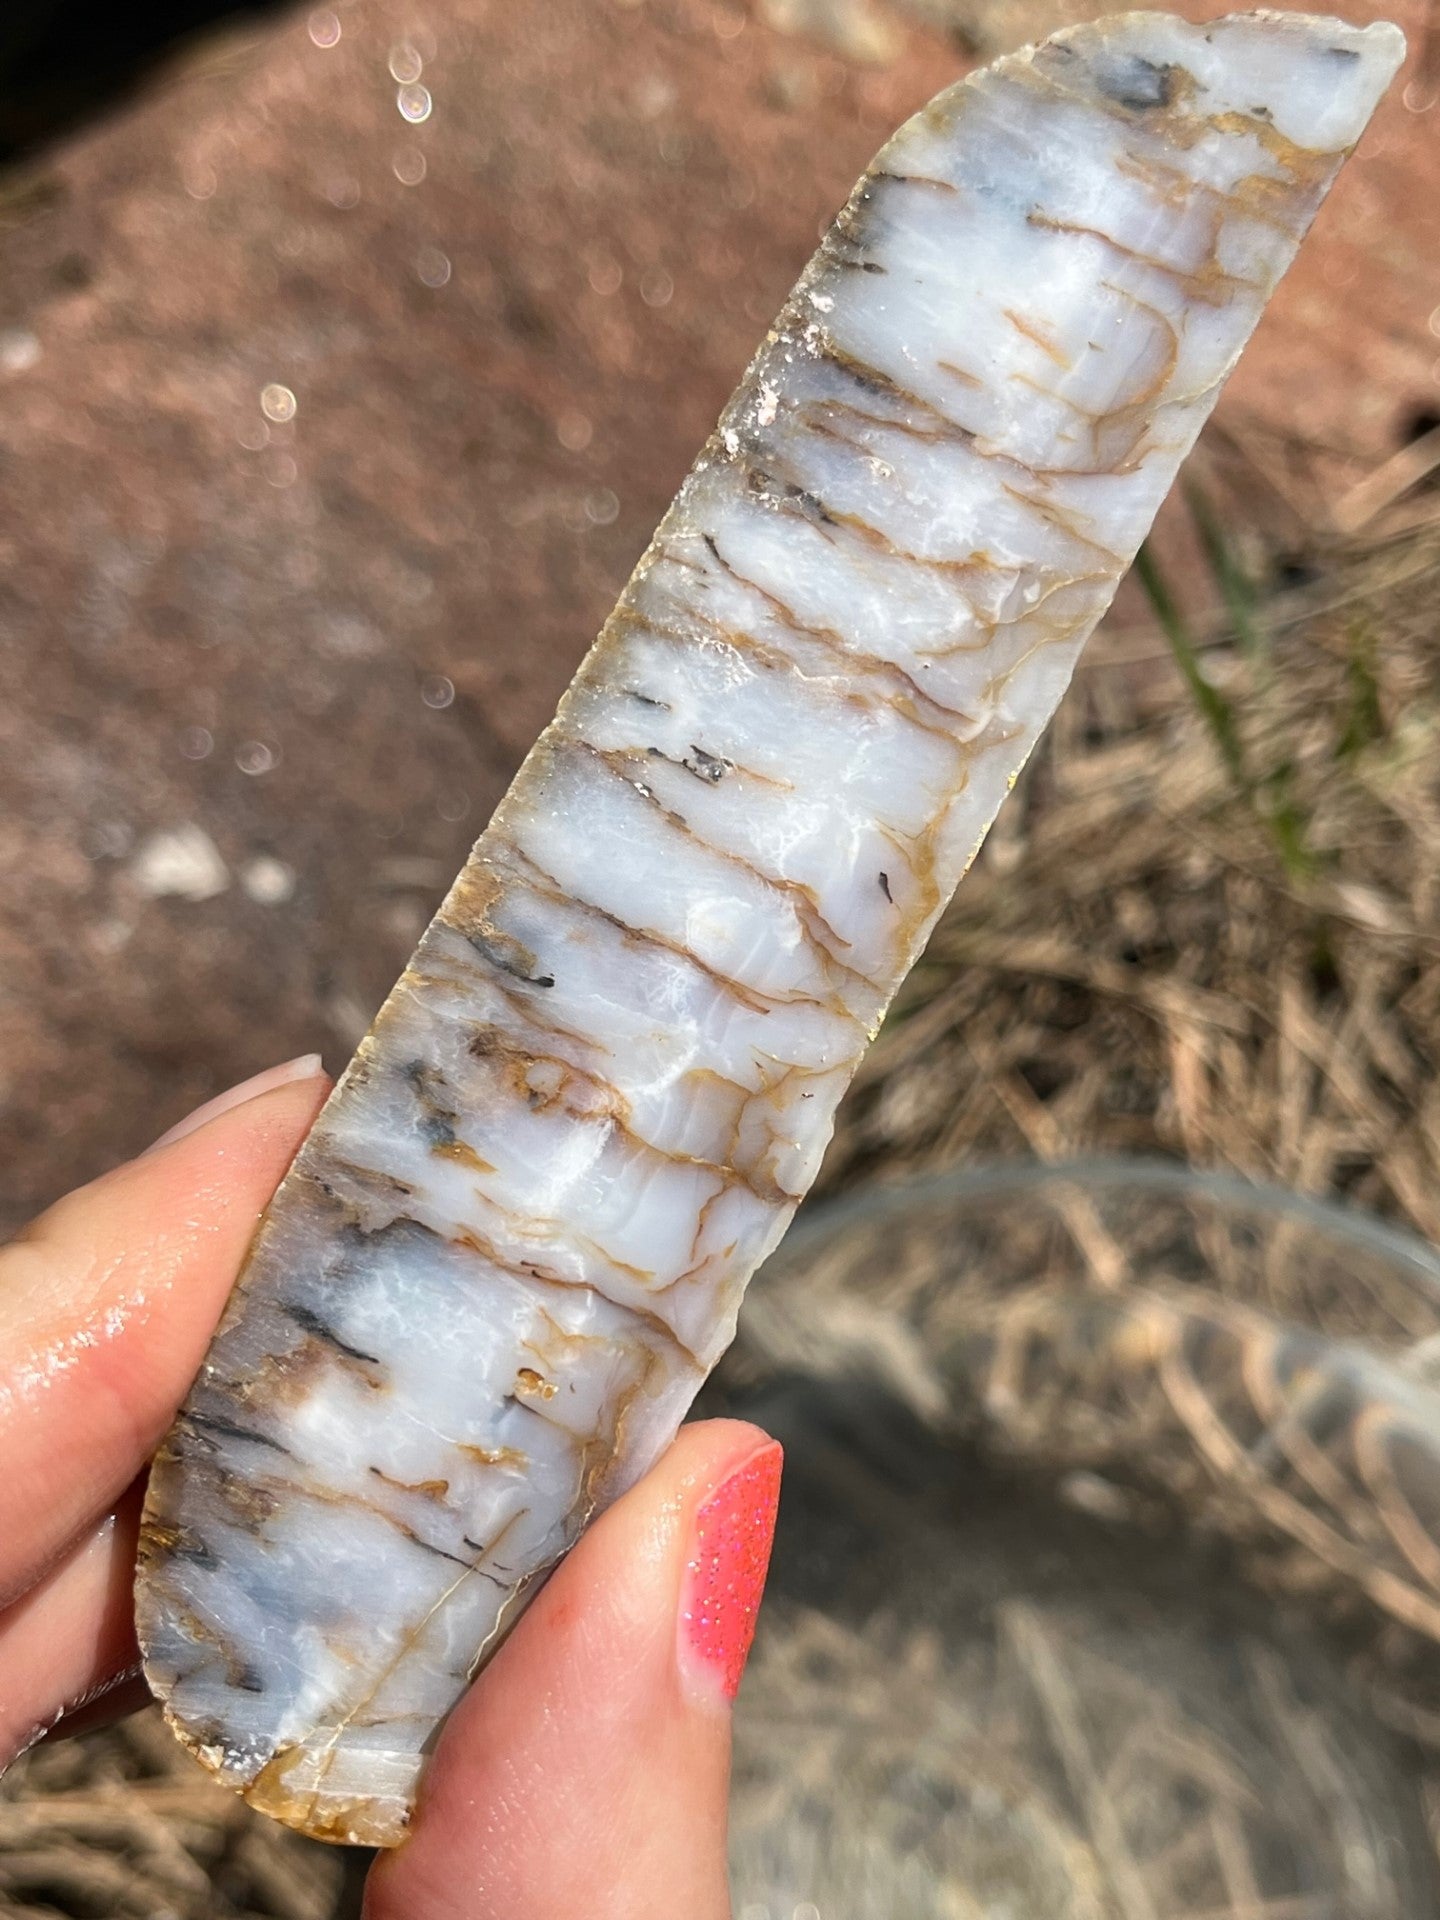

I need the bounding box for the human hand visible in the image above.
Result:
[0,1060,781,1920]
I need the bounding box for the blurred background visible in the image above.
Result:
[2,0,1440,1914]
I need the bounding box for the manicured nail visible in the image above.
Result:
[143,1055,326,1154]
[678,1440,782,1704]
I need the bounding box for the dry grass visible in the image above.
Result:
[731,1389,1440,1919]
[5,448,1440,1915]
[0,1716,349,1920]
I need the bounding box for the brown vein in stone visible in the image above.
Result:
[445,1126,759,1320]
[814,334,963,421]
[449,1223,701,1368]
[1094,278,1182,412]
[268,1299,377,1368]
[469,825,766,1017]
[1003,308,1071,368]
[806,341,1113,483]
[989,274,1180,468]
[811,367,971,447]
[268,1506,534,1827]
[370,1467,453,1502]
[801,396,1140,501]
[427,925,618,1060]
[916,567,1112,662]
[734,436,1022,604]
[563,735,872,990]
[492,816,863,1026]
[430,1136,497,1176]
[178,1409,291,1456]
[938,359,984,390]
[871,167,961,197]
[585,1340,681,1519]
[1004,372,1142,473]
[303,1148,416,1207]
[694,528,994,751]
[467,1020,630,1123]
[436,867,558,993]
[449,1184,660,1291]
[672,1181,753,1299]
[519,1306,650,1390]
[1026,209,1255,308]
[1111,146,1299,236]
[614,586,961,755]
[791,407,1082,641]
[506,1267,698,1374]
[462,1013,800,1211]
[999,482,1122,569]
[456,1442,527,1469]
[876,818,944,932]
[502,1346,674,1549]
[651,1055,857,1302]
[1209,108,1346,190]
[1003,43,1339,193]
[243,1466,485,1572]
[683,1063,754,1121]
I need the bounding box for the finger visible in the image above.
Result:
[0,1058,329,1602]
[366,1419,781,1920]
[0,1484,144,1763]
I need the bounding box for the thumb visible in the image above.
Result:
[365,1419,781,1920]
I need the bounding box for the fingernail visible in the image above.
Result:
[678,1440,782,1704]
[143,1055,326,1154]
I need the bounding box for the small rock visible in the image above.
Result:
[131,825,230,901]
[0,327,41,375]
[241,854,297,904]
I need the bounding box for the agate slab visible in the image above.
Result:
[136,8,1404,1845]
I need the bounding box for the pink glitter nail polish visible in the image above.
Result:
[679,1441,783,1702]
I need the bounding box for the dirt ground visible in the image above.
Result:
[1,0,1437,1235]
